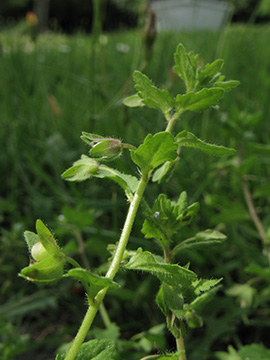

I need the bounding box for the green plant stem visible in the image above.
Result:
[64,295,103,360]
[165,110,184,133]
[176,334,187,360]
[106,175,148,279]
[64,176,148,360]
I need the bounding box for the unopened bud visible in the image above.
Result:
[31,241,50,262]
[81,132,123,161]
[90,138,123,160]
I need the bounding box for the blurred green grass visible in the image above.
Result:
[1,25,270,359]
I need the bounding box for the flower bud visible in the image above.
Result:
[81,132,123,161]
[31,241,50,262]
[89,138,123,160]
[19,220,67,284]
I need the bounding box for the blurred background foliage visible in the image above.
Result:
[1,0,270,33]
[0,1,270,359]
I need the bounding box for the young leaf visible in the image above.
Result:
[97,165,139,200]
[196,59,224,88]
[173,44,239,93]
[175,88,225,113]
[131,132,177,177]
[142,192,199,247]
[61,155,99,182]
[125,248,197,287]
[193,278,223,296]
[73,339,118,360]
[175,130,235,156]
[64,268,120,301]
[214,80,240,92]
[133,70,173,116]
[123,94,145,107]
[185,282,222,312]
[172,229,226,256]
[173,43,197,92]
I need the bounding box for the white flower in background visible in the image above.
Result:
[116,43,130,53]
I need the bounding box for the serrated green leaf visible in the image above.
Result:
[175,88,225,112]
[64,268,120,301]
[172,229,226,256]
[131,132,177,176]
[175,130,235,156]
[123,94,145,107]
[173,43,239,94]
[193,278,223,296]
[215,80,240,91]
[142,217,168,245]
[177,191,187,213]
[62,155,99,182]
[142,192,199,247]
[185,283,222,311]
[197,59,224,87]
[125,248,197,287]
[163,283,184,319]
[173,43,197,92]
[133,71,173,116]
[74,339,118,360]
[96,165,139,200]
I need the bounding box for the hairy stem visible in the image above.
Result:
[176,334,187,360]
[165,110,184,133]
[64,176,148,360]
